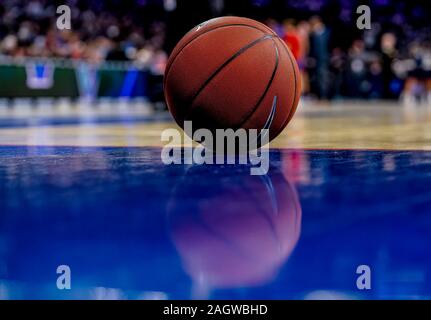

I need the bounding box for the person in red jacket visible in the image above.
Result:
[282,19,310,95]
[282,19,301,61]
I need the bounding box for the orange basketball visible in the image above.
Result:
[164,16,301,143]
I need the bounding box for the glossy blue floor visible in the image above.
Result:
[1,102,431,299]
[1,146,431,299]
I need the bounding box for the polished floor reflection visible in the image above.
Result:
[0,147,430,299]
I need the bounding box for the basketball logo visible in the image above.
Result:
[25,62,55,90]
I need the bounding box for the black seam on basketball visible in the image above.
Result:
[272,38,299,139]
[255,96,277,147]
[234,38,280,129]
[184,34,276,120]
[163,23,271,89]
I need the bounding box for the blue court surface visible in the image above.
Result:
[1,146,430,299]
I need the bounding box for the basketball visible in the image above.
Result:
[164,16,301,144]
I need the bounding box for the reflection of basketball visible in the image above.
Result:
[167,165,302,289]
[164,17,301,142]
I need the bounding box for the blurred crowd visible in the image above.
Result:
[0,0,169,75]
[274,16,431,102]
[0,0,430,101]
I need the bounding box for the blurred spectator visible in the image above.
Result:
[345,39,370,98]
[106,42,128,61]
[308,16,330,100]
[380,33,398,99]
[282,19,301,60]
[328,47,347,99]
[402,42,431,104]
[296,20,311,95]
